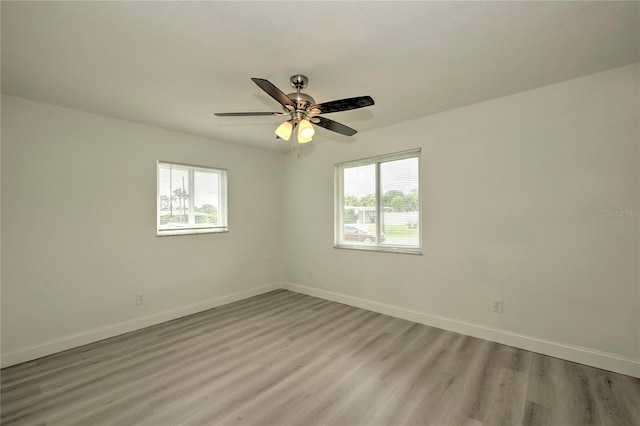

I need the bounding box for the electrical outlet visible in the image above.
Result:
[136,293,145,305]
[493,299,503,313]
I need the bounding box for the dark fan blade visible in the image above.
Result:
[313,116,357,136]
[214,112,283,117]
[251,78,295,110]
[310,96,374,114]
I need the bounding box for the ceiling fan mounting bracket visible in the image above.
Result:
[290,74,308,90]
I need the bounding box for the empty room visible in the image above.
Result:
[1,1,639,425]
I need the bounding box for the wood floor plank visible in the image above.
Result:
[221,317,410,426]
[1,290,638,426]
[481,366,529,426]
[50,298,357,425]
[1,290,303,391]
[368,339,454,425]
[3,293,334,424]
[143,311,382,425]
[179,310,389,425]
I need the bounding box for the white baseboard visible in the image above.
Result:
[4,281,638,378]
[0,283,280,368]
[280,282,640,378]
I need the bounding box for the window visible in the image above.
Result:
[157,161,228,236]
[335,149,421,254]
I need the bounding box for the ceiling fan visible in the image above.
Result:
[214,74,374,144]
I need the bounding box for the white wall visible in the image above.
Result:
[2,64,638,377]
[283,64,640,376]
[1,95,284,366]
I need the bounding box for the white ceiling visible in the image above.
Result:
[2,1,638,152]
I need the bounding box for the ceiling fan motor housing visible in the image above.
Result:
[287,92,315,115]
[286,74,315,120]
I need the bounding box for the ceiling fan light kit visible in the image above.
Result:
[215,74,374,145]
[297,119,315,142]
[275,120,293,140]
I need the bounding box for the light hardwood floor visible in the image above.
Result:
[1,290,639,425]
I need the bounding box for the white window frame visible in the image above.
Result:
[334,149,421,255]
[157,161,228,236]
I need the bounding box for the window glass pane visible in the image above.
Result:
[194,170,219,227]
[342,164,378,245]
[380,157,420,247]
[158,164,190,229]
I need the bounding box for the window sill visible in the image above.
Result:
[157,227,228,237]
[334,244,422,255]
